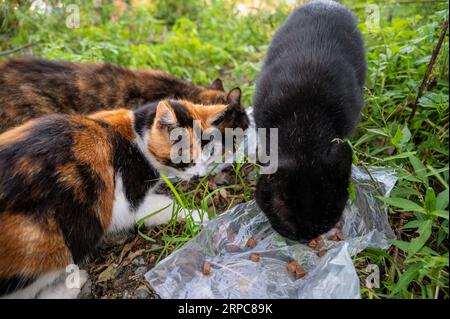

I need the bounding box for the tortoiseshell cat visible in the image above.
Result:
[0,97,234,298]
[0,57,249,134]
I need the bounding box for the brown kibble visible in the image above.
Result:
[287,260,305,279]
[295,267,306,279]
[336,231,345,241]
[307,239,317,249]
[315,237,324,249]
[317,249,327,257]
[335,221,342,229]
[287,261,298,273]
[202,261,211,275]
[246,238,257,248]
[249,253,261,262]
[328,235,338,241]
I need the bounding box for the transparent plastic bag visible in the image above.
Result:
[145,166,397,299]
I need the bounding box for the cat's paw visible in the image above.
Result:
[38,270,88,299]
[181,209,209,224]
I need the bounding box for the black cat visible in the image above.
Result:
[253,0,366,241]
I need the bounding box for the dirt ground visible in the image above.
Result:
[79,165,257,299]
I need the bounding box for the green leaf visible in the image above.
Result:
[424,187,437,213]
[365,128,389,137]
[408,155,429,186]
[391,124,411,148]
[391,126,404,147]
[401,220,423,229]
[390,263,422,297]
[408,219,433,257]
[436,189,449,210]
[380,151,417,162]
[391,239,411,252]
[430,210,449,220]
[382,197,425,213]
[347,181,357,203]
[160,174,185,208]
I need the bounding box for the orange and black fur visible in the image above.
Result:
[0,98,234,298]
[0,57,249,134]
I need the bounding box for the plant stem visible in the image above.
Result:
[408,16,449,124]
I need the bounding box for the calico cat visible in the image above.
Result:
[253,0,366,241]
[0,57,249,134]
[0,98,233,298]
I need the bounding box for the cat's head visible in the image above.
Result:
[198,79,249,132]
[255,141,352,241]
[138,99,234,179]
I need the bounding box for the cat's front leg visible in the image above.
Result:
[37,269,88,299]
[134,193,208,228]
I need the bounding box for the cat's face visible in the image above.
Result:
[145,99,231,179]
[255,142,352,241]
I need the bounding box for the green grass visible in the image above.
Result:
[1,0,448,299]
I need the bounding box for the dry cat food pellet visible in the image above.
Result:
[307,239,318,249]
[317,249,327,257]
[202,261,211,275]
[328,234,338,241]
[246,238,257,248]
[336,231,345,241]
[315,237,325,249]
[307,237,324,250]
[328,231,345,241]
[249,253,261,262]
[287,260,306,279]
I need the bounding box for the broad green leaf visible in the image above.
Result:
[391,239,411,252]
[391,125,411,148]
[408,155,429,186]
[365,128,389,137]
[431,210,449,220]
[408,219,433,257]
[347,181,357,203]
[389,263,422,297]
[436,189,449,210]
[382,197,425,213]
[380,151,417,162]
[401,220,423,229]
[424,187,436,213]
[391,126,404,147]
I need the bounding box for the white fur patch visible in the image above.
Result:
[108,174,208,234]
[2,271,63,299]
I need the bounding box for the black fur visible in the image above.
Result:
[0,116,105,263]
[253,0,366,241]
[0,276,37,296]
[111,132,159,210]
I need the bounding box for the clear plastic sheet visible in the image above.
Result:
[145,166,397,299]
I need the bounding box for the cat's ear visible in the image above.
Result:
[227,87,241,105]
[205,105,230,126]
[155,100,178,128]
[208,78,225,91]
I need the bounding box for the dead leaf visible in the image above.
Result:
[121,249,145,267]
[219,188,228,199]
[96,263,118,283]
[118,237,139,264]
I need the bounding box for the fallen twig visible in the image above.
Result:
[408,16,449,124]
[0,42,38,56]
